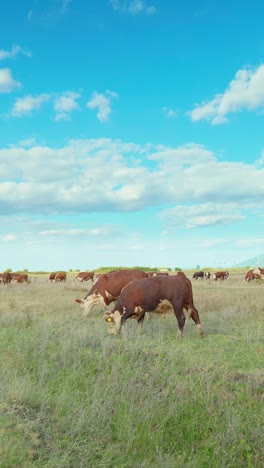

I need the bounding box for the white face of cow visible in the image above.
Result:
[105,310,122,334]
[76,292,106,316]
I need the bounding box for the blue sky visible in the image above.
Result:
[1,0,264,271]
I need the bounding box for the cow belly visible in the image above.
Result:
[135,299,173,317]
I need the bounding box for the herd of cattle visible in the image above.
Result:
[0,272,29,284]
[1,267,263,338]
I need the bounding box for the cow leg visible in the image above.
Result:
[188,307,203,337]
[137,312,146,328]
[172,308,185,338]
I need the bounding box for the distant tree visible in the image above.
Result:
[174,267,182,271]
[196,265,200,270]
[5,268,12,272]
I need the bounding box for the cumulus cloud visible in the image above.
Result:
[0,45,31,60]
[87,90,118,122]
[110,0,156,15]
[0,68,21,93]
[160,203,244,229]
[0,138,264,233]
[188,64,264,124]
[10,94,50,117]
[54,91,80,121]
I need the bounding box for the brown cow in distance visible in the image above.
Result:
[74,271,94,282]
[252,267,264,278]
[54,272,67,282]
[11,273,29,283]
[192,271,204,280]
[49,272,57,282]
[105,272,203,338]
[244,270,262,282]
[49,272,67,282]
[2,272,12,285]
[76,269,148,316]
[213,271,229,281]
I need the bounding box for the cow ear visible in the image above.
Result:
[75,299,84,304]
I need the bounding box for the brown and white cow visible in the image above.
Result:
[76,269,148,316]
[204,272,211,280]
[49,272,57,282]
[2,272,12,285]
[252,267,264,279]
[244,270,262,282]
[192,271,204,280]
[11,273,29,283]
[213,271,229,281]
[74,271,94,282]
[54,272,67,282]
[105,272,203,338]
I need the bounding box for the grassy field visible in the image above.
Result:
[0,271,263,467]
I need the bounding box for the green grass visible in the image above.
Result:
[0,272,263,467]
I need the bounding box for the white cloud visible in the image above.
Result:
[189,64,264,124]
[54,91,80,121]
[39,226,115,237]
[160,203,244,229]
[10,94,50,117]
[162,106,177,118]
[1,234,16,242]
[110,1,156,15]
[0,68,21,93]
[0,138,264,230]
[256,149,264,165]
[0,45,31,60]
[87,90,118,122]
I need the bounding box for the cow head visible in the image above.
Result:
[104,310,122,335]
[75,291,106,316]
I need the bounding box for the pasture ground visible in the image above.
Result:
[0,271,263,467]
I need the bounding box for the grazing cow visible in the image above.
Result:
[192,271,204,280]
[244,270,262,282]
[2,272,12,285]
[213,271,229,281]
[11,273,29,283]
[205,272,211,280]
[104,272,203,338]
[49,272,57,282]
[252,267,264,279]
[76,269,148,316]
[74,271,95,282]
[54,272,67,282]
